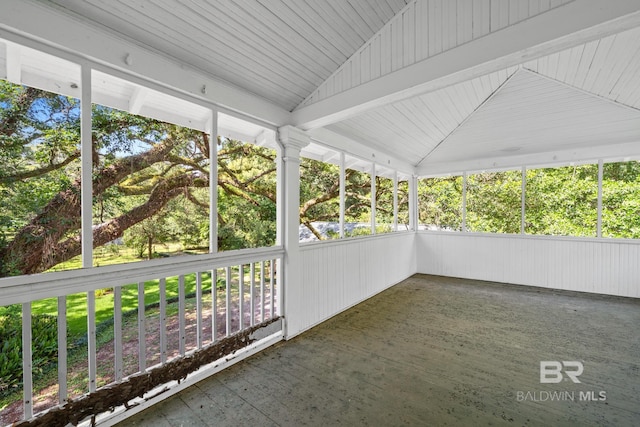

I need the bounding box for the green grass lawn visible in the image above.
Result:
[1,243,214,339]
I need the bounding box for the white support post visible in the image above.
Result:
[80,64,97,393]
[225,266,231,336]
[597,159,603,238]
[277,126,310,339]
[250,263,255,327]
[208,111,218,253]
[159,278,167,364]
[80,64,93,267]
[393,171,399,232]
[339,152,346,239]
[462,172,467,232]
[371,163,376,235]
[239,265,245,330]
[521,166,526,234]
[409,175,418,231]
[212,269,217,342]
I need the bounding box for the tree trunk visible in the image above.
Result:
[147,237,153,260]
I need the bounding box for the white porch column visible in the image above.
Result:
[409,175,418,231]
[277,125,310,339]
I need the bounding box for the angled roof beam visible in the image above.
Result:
[291,0,640,130]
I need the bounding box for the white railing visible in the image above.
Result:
[0,246,283,426]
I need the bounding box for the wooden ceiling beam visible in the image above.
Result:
[291,0,640,130]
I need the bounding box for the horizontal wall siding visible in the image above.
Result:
[287,233,416,338]
[417,232,640,298]
[298,0,573,109]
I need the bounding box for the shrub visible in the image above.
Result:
[0,307,58,398]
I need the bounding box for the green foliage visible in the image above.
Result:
[0,308,58,399]
[525,165,598,237]
[418,176,463,230]
[467,171,521,234]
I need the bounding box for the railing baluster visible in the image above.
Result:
[137,282,146,372]
[196,271,203,349]
[178,275,185,356]
[270,259,275,318]
[250,263,255,326]
[114,286,123,382]
[260,261,265,322]
[225,266,231,336]
[239,264,244,330]
[57,296,67,405]
[22,302,33,420]
[159,278,167,364]
[212,269,217,342]
[87,291,97,392]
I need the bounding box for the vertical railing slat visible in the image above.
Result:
[159,278,167,364]
[270,259,276,317]
[250,263,255,326]
[137,282,146,372]
[260,261,266,323]
[212,269,217,342]
[87,291,97,392]
[114,286,123,382]
[196,272,203,349]
[22,302,33,420]
[239,264,244,330]
[57,296,67,405]
[225,266,231,336]
[178,275,186,356]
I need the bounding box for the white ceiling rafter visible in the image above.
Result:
[291,0,640,130]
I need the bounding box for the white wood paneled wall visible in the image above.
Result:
[298,0,573,108]
[417,232,640,298]
[286,233,416,338]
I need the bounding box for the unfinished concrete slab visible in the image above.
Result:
[118,274,640,426]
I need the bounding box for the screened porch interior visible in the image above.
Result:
[0,1,639,426]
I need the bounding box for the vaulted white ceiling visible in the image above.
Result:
[1,0,640,176]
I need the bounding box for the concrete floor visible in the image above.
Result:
[118,274,640,426]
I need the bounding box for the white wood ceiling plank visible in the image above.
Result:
[554,47,573,82]
[371,34,382,80]
[592,30,640,97]
[345,0,385,33]
[119,0,305,105]
[312,1,368,48]
[528,0,541,16]
[381,24,393,75]
[490,0,509,32]
[572,39,599,88]
[391,15,403,71]
[428,0,443,57]
[473,0,491,38]
[361,44,371,84]
[457,0,473,44]
[609,45,640,104]
[334,1,375,39]
[442,0,456,51]
[220,0,336,78]
[172,1,320,90]
[581,34,617,93]
[403,3,416,66]
[284,0,359,56]
[415,0,429,61]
